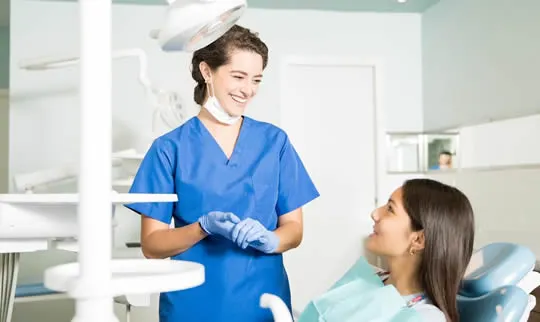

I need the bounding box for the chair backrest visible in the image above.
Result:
[457,242,536,322]
[460,242,536,298]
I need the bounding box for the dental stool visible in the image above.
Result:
[457,242,540,322]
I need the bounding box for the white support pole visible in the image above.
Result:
[76,0,116,321]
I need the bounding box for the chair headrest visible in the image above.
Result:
[460,243,536,297]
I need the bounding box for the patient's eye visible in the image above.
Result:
[387,204,394,213]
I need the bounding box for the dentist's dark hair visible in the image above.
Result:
[190,24,269,105]
[402,178,475,322]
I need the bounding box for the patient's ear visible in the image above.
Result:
[411,230,425,252]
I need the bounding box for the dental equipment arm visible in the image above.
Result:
[18,49,187,138]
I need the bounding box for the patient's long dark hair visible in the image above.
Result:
[402,179,475,322]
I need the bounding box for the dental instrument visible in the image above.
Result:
[0,1,247,322]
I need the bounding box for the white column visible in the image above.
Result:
[75,0,116,321]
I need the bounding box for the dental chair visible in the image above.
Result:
[261,242,540,322]
[458,242,540,322]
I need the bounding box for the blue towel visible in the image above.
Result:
[15,283,58,298]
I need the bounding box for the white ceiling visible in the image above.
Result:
[0,0,441,27]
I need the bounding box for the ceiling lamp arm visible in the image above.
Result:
[18,48,153,92]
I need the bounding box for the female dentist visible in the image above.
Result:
[125,25,320,322]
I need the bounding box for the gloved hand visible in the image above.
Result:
[231,218,280,254]
[198,211,241,239]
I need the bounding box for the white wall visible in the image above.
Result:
[10,2,423,321]
[428,165,540,264]
[428,114,540,266]
[458,114,540,168]
[422,0,540,264]
[0,26,9,88]
[0,89,8,193]
[422,0,540,131]
[0,25,8,194]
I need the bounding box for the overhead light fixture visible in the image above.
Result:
[397,0,407,3]
[151,0,247,52]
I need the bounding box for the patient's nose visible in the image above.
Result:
[371,209,380,221]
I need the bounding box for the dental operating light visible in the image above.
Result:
[151,0,247,52]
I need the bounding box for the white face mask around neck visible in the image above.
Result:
[202,80,241,125]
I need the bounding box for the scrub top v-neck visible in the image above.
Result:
[194,114,247,166]
[125,116,320,322]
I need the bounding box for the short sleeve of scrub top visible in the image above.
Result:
[124,137,176,224]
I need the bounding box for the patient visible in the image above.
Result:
[367,178,475,322]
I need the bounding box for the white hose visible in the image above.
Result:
[259,293,294,322]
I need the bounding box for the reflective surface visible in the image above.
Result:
[426,133,459,171]
[386,132,459,173]
[386,134,421,173]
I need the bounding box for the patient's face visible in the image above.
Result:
[366,187,416,257]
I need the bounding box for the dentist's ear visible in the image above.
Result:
[198,61,212,82]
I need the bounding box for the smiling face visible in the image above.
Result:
[366,187,424,257]
[365,179,476,322]
[199,49,264,116]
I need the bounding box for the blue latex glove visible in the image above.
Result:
[231,218,280,254]
[198,211,241,239]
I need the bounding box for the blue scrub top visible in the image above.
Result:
[125,116,320,322]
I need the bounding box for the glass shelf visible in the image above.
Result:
[385,132,460,173]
